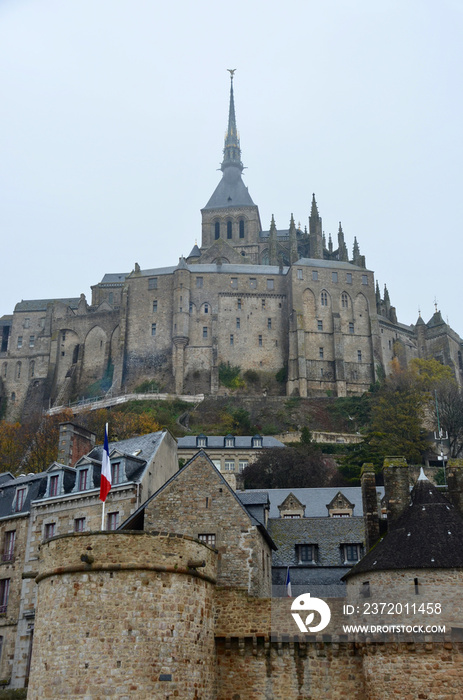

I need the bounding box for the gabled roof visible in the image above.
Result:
[14,298,80,313]
[119,450,276,550]
[343,476,463,579]
[278,492,306,513]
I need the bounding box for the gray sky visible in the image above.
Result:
[1,0,462,335]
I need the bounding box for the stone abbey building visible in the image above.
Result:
[1,74,463,420]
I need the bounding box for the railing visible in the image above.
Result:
[46,391,204,415]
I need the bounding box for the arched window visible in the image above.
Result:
[239,219,245,238]
[214,222,220,240]
[108,292,114,305]
[341,292,348,308]
[321,291,328,307]
[227,221,232,239]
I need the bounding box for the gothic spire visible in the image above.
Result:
[222,69,243,172]
[269,215,277,265]
[289,214,298,263]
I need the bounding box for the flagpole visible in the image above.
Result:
[101,499,105,531]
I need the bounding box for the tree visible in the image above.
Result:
[409,358,454,392]
[432,380,463,458]
[242,445,344,489]
[0,421,31,473]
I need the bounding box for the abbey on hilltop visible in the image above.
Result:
[1,74,462,420]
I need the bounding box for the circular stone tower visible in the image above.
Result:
[28,531,217,699]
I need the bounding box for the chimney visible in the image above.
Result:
[361,463,380,550]
[58,422,96,467]
[383,457,410,526]
[446,459,463,515]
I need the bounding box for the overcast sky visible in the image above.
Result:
[1,0,462,335]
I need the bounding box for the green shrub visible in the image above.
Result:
[218,363,245,389]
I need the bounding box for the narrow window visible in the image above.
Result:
[74,518,85,533]
[151,323,156,336]
[414,577,420,595]
[15,488,26,512]
[341,292,348,308]
[198,533,216,547]
[357,350,362,362]
[332,272,338,283]
[49,475,59,497]
[267,318,272,330]
[152,300,158,313]
[346,273,352,284]
[239,219,245,238]
[24,318,30,329]
[3,532,15,562]
[107,512,119,531]
[312,270,318,281]
[319,347,324,359]
[317,320,323,331]
[362,275,368,285]
[108,292,114,305]
[29,361,35,378]
[215,221,220,239]
[44,523,56,539]
[362,581,371,598]
[16,362,21,380]
[202,327,208,339]
[236,318,240,329]
[111,462,121,485]
[321,291,328,306]
[29,335,35,348]
[227,221,232,239]
[0,580,10,614]
[349,322,354,334]
[148,277,158,290]
[17,337,23,350]
[237,298,241,309]
[297,269,303,280]
[196,277,203,288]
[266,279,274,290]
[258,335,263,347]
[2,364,6,379]
[261,299,266,309]
[78,469,89,491]
[230,334,234,345]
[204,304,209,314]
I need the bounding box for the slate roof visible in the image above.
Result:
[178,436,285,449]
[14,298,80,313]
[97,273,128,285]
[343,477,463,579]
[87,432,165,465]
[294,257,366,271]
[242,487,384,519]
[269,517,365,567]
[237,492,270,506]
[0,472,48,519]
[203,168,256,210]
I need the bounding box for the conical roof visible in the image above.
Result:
[344,474,463,579]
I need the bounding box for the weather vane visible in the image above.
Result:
[227,68,236,79]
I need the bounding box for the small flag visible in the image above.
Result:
[285,566,292,597]
[99,423,111,502]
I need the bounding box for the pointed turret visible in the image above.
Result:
[289,214,298,264]
[328,233,333,254]
[309,193,323,259]
[337,222,349,262]
[203,71,255,211]
[269,215,277,265]
[375,281,381,312]
[383,284,390,309]
[222,70,243,172]
[201,72,261,252]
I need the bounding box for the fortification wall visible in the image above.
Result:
[28,531,218,699]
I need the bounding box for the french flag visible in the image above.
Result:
[99,423,111,502]
[285,566,292,597]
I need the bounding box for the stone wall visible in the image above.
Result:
[28,532,218,699]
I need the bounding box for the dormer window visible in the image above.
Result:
[14,487,27,513]
[224,435,235,448]
[296,544,317,564]
[342,543,362,564]
[251,435,263,448]
[111,462,121,485]
[196,434,207,448]
[49,475,59,497]
[78,468,89,491]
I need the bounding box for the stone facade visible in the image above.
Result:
[1,77,462,420]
